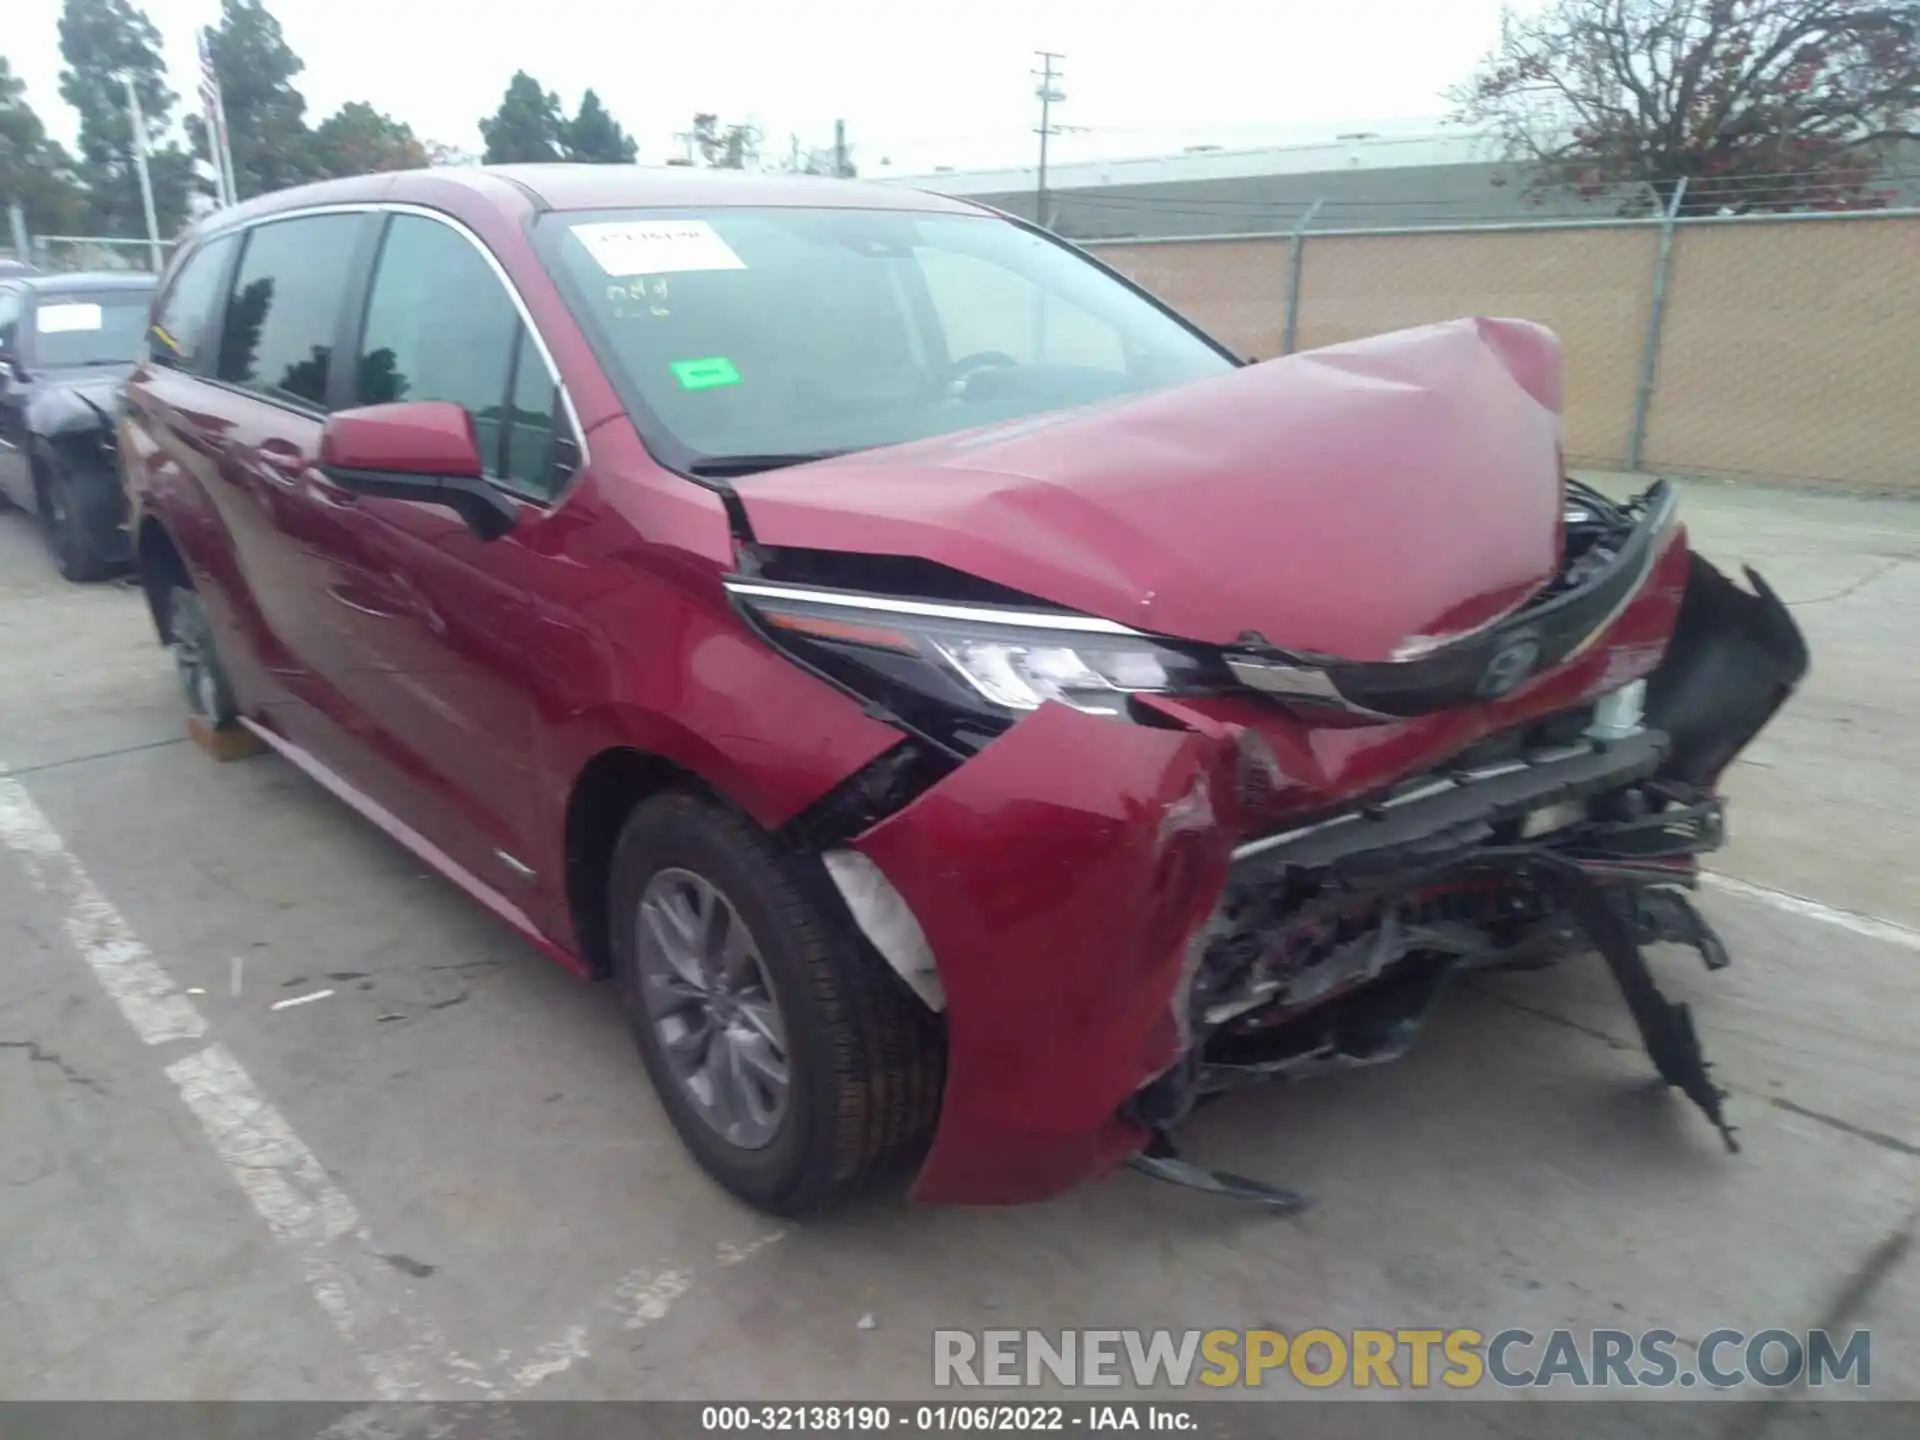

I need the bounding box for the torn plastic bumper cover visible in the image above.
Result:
[851,554,1806,1205]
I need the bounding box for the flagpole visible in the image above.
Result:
[217,109,238,206]
[121,76,164,271]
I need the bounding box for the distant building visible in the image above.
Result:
[881,127,1920,239]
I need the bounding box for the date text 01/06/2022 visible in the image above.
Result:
[698,1403,1198,1432]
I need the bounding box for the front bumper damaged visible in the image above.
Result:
[852,554,1807,1206]
[852,702,1245,1205]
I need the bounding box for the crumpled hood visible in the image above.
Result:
[733,317,1568,662]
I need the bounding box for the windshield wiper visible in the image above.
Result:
[687,451,848,478]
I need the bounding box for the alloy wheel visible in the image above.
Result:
[635,868,791,1150]
[172,599,225,720]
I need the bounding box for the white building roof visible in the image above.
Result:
[880,124,1501,194]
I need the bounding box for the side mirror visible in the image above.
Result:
[319,401,516,541]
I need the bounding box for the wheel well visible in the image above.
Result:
[564,747,706,978]
[136,517,190,642]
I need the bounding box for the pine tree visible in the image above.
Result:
[57,0,194,235]
[203,0,323,198]
[0,57,88,236]
[562,91,636,164]
[480,73,566,164]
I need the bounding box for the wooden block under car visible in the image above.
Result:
[186,714,267,761]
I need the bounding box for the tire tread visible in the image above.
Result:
[612,793,943,1214]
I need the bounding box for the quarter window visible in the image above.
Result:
[216,213,363,407]
[150,233,237,370]
[355,214,565,498]
[501,338,562,492]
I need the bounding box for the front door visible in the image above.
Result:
[301,211,585,904]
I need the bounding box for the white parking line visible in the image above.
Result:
[0,774,206,1047]
[1704,872,1920,952]
[167,1044,496,1399]
[0,769,491,1401]
[0,765,746,1400]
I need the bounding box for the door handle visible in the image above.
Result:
[257,441,306,486]
[308,470,358,508]
[327,584,403,620]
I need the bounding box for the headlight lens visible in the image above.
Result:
[929,637,1172,715]
[728,580,1211,743]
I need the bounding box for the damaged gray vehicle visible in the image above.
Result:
[0,271,155,581]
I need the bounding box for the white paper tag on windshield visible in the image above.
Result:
[37,302,105,334]
[573,220,746,277]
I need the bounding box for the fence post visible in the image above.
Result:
[1627,176,1688,471]
[1281,198,1322,356]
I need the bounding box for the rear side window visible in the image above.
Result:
[354,213,565,497]
[150,234,236,370]
[216,213,363,408]
[0,287,20,351]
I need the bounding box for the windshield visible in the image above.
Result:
[32,292,152,368]
[540,206,1233,470]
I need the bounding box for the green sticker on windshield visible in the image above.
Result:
[670,356,742,390]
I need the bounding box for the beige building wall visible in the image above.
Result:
[1094,238,1295,361]
[1642,217,1920,487]
[1090,215,1919,488]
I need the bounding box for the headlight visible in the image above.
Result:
[725,579,1213,747]
[927,636,1172,714]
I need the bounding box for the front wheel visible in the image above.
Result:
[167,584,238,729]
[43,463,111,582]
[609,793,944,1215]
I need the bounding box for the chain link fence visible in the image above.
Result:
[11,186,1915,487]
[1089,206,1920,489]
[25,234,169,274]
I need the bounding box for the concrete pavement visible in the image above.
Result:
[0,476,1914,1413]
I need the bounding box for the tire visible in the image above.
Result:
[167,584,239,729]
[42,464,111,583]
[609,792,944,1215]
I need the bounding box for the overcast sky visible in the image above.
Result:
[10,0,1513,173]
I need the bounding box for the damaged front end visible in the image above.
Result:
[728,481,1808,1206]
[1123,493,1811,1187]
[29,381,133,565]
[719,318,1809,1206]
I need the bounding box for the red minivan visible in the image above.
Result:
[122,165,1806,1215]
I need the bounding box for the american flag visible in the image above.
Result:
[196,27,221,114]
[197,27,235,206]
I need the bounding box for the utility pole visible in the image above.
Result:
[1032,51,1064,231]
[833,118,849,178]
[121,75,164,273]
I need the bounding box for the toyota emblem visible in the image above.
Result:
[1477,634,1543,699]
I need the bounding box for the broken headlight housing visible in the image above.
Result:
[725,580,1215,752]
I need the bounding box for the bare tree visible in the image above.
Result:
[1454,0,1920,213]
